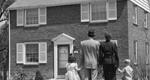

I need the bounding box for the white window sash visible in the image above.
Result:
[24,42,39,65]
[20,42,47,65]
[90,1,108,23]
[24,8,39,27]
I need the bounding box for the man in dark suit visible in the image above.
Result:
[80,29,100,80]
[99,32,119,80]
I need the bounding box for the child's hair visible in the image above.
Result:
[124,59,131,64]
[68,54,76,63]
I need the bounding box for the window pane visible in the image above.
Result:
[91,1,107,21]
[26,8,38,25]
[26,44,39,63]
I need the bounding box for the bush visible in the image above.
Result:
[12,67,27,80]
[34,70,44,80]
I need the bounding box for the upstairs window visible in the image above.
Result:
[144,12,148,28]
[25,8,38,25]
[133,5,138,25]
[17,8,47,27]
[81,0,117,23]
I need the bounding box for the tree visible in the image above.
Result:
[0,0,15,80]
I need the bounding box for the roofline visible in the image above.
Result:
[8,1,89,10]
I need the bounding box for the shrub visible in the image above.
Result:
[34,70,44,80]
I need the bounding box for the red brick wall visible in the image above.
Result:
[10,1,129,79]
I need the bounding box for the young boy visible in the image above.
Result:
[118,59,133,80]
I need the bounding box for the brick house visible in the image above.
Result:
[8,0,150,80]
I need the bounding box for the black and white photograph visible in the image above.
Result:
[0,0,150,80]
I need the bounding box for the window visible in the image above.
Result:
[145,42,149,64]
[133,5,138,25]
[144,12,148,28]
[133,40,138,64]
[81,0,117,23]
[90,0,107,22]
[26,44,39,63]
[17,8,47,26]
[25,8,39,25]
[16,42,47,64]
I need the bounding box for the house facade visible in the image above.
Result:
[8,0,150,80]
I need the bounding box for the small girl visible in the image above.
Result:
[65,54,81,80]
[118,59,133,80]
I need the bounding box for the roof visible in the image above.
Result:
[8,0,99,10]
[52,33,75,42]
[130,0,150,13]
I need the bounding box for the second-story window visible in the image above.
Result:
[144,12,148,28]
[81,0,117,23]
[17,8,47,27]
[26,8,38,25]
[90,0,107,22]
[133,5,138,25]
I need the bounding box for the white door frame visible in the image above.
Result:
[52,33,75,79]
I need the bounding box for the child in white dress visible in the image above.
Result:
[118,59,133,80]
[65,54,81,80]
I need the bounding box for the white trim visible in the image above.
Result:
[134,40,138,64]
[133,5,138,25]
[145,42,149,64]
[24,42,39,64]
[8,11,11,79]
[144,12,148,28]
[24,8,39,26]
[130,0,150,13]
[52,33,75,42]
[80,3,90,22]
[52,33,75,79]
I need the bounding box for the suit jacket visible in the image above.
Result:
[99,41,119,67]
[80,38,100,69]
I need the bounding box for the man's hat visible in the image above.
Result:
[88,29,95,37]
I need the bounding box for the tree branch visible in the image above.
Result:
[0,18,7,22]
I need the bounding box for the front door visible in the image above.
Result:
[57,45,69,78]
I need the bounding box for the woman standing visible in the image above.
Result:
[99,32,119,80]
